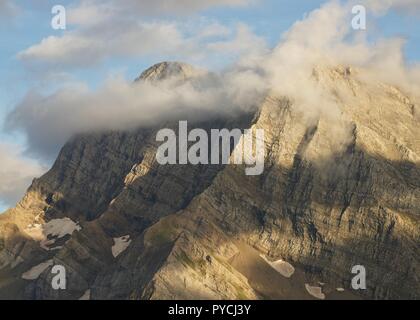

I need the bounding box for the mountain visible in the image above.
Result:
[0,62,419,300]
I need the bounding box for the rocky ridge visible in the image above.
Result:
[0,62,418,300]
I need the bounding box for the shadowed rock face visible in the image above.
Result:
[0,62,419,300]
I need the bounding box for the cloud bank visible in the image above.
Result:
[0,143,45,208]
[9,1,420,159]
[19,21,265,69]
[6,67,268,159]
[3,0,420,207]
[261,1,420,112]
[18,0,261,69]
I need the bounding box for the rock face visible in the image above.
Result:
[0,62,419,300]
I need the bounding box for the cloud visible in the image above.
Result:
[207,23,268,59]
[0,143,46,208]
[4,0,420,207]
[6,68,268,159]
[0,0,18,18]
[18,0,262,70]
[259,1,420,108]
[19,21,188,67]
[233,0,420,164]
[7,0,420,162]
[19,14,266,70]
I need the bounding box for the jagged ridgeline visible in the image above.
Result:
[0,62,419,300]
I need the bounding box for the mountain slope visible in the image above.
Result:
[0,62,419,300]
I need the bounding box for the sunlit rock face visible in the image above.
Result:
[0,62,418,300]
[136,61,204,83]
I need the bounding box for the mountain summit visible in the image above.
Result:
[135,61,203,83]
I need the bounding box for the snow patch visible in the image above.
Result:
[43,218,81,238]
[305,284,325,300]
[260,254,295,278]
[24,218,81,251]
[112,235,131,258]
[22,260,53,280]
[336,288,345,292]
[79,289,91,300]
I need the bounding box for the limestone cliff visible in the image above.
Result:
[0,62,418,300]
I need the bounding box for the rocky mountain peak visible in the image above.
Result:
[0,61,419,300]
[135,61,202,83]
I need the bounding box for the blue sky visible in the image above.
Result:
[0,0,419,212]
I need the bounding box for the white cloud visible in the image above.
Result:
[4,0,420,208]
[18,0,263,70]
[254,1,420,120]
[207,23,268,58]
[19,22,187,67]
[0,143,46,208]
[6,68,268,159]
[18,20,266,70]
[7,0,420,167]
